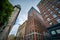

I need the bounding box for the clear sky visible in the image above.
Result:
[9,0,41,35]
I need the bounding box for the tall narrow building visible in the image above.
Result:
[24,7,47,40]
[37,0,60,39]
[0,5,21,40]
[16,21,27,40]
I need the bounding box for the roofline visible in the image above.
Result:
[14,5,21,10]
[37,0,42,6]
[28,7,40,15]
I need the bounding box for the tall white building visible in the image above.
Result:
[0,5,21,40]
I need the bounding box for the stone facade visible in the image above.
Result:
[8,34,16,40]
[0,5,21,40]
[16,21,27,40]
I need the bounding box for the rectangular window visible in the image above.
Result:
[50,11,53,14]
[57,1,60,4]
[48,9,54,15]
[48,9,50,11]
[43,10,45,12]
[45,14,48,17]
[51,31,56,35]
[54,7,59,11]
[57,19,60,23]
[46,7,48,9]
[49,22,53,25]
[52,5,55,8]
[44,12,46,14]
[53,14,57,18]
[50,4,52,7]
[43,4,45,6]
[58,10,60,14]
[50,11,57,18]
[56,29,60,34]
[47,18,50,21]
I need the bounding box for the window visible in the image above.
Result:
[57,1,60,4]
[43,10,44,12]
[48,9,54,15]
[36,34,40,40]
[48,9,50,11]
[54,7,59,11]
[46,7,48,9]
[44,12,46,14]
[52,5,55,8]
[47,18,50,21]
[50,4,52,7]
[53,14,57,18]
[43,4,45,6]
[53,6,60,14]
[49,22,53,26]
[45,14,48,17]
[57,19,60,23]
[30,13,33,16]
[58,10,60,14]
[50,11,53,14]
[51,31,56,35]
[58,11,60,14]
[30,35,33,40]
[46,0,48,2]
[56,29,60,34]
[43,32,49,36]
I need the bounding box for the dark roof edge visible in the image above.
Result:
[28,7,40,14]
[14,5,21,10]
[37,0,42,6]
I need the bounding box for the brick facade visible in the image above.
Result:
[24,7,47,40]
[37,0,60,28]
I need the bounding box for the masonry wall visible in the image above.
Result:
[37,0,60,28]
[25,7,47,40]
[0,6,20,40]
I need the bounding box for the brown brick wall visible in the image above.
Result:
[25,7,47,40]
[37,0,60,28]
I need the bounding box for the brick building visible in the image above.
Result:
[24,7,47,40]
[37,0,60,28]
[37,0,60,39]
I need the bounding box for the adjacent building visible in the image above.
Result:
[37,0,60,39]
[37,0,60,28]
[16,21,27,40]
[24,7,47,40]
[0,5,21,40]
[8,34,16,40]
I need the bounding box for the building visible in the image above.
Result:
[24,7,47,40]
[8,34,16,40]
[37,0,60,39]
[37,0,60,28]
[0,5,21,40]
[16,21,27,40]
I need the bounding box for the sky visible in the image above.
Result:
[9,0,41,35]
